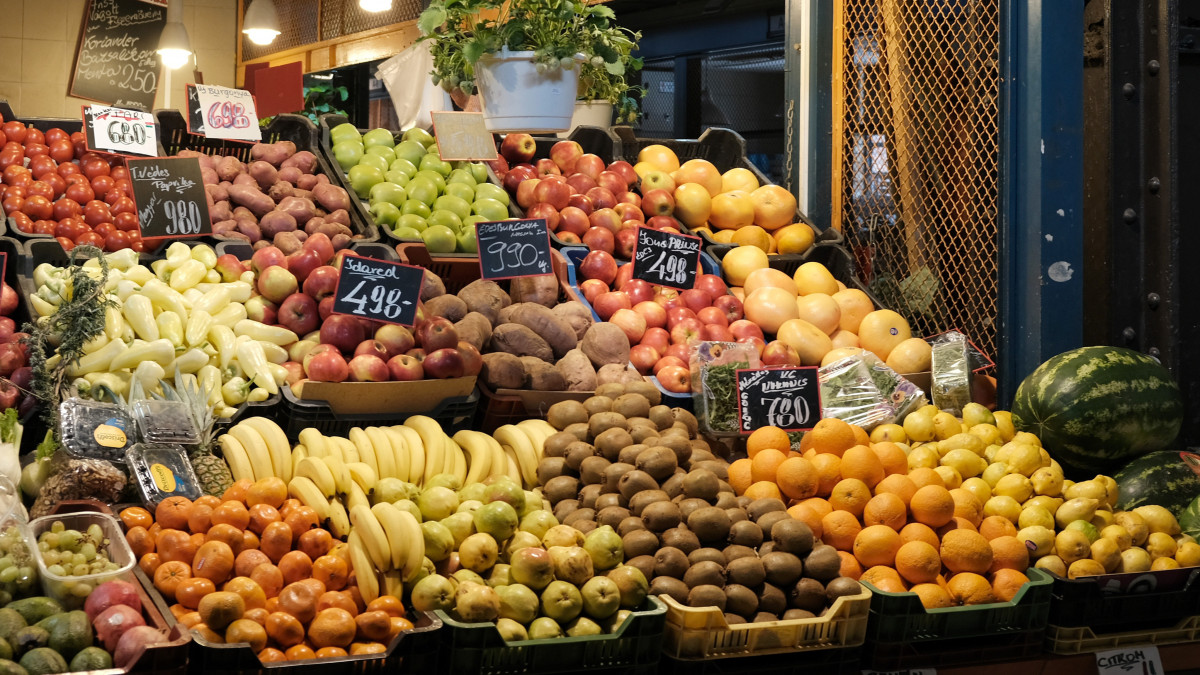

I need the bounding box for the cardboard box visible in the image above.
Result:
[298,377,477,415]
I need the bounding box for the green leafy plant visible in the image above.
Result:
[577,26,642,123]
[259,83,350,127]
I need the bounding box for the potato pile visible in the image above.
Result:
[536,385,863,624]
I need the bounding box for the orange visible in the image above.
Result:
[840,445,885,488]
[258,648,287,663]
[821,510,863,552]
[728,459,753,495]
[751,449,788,484]
[139,553,162,577]
[247,504,282,536]
[261,521,294,564]
[280,551,314,586]
[168,604,190,621]
[936,517,979,537]
[786,504,823,539]
[910,485,955,528]
[799,498,833,519]
[195,495,222,509]
[279,582,320,625]
[860,566,906,593]
[226,618,267,651]
[314,647,348,659]
[224,576,268,610]
[949,489,984,527]
[243,608,269,626]
[871,442,908,476]
[250,563,284,599]
[940,529,994,575]
[895,541,941,584]
[192,623,224,643]
[850,425,871,447]
[205,523,244,553]
[175,577,216,610]
[211,501,251,531]
[223,480,253,503]
[367,596,407,618]
[828,478,871,518]
[744,481,783,501]
[309,608,357,649]
[178,611,203,628]
[119,506,153,530]
[747,426,791,457]
[317,590,358,616]
[354,610,392,642]
[154,560,192,600]
[853,524,903,568]
[126,527,154,558]
[285,644,316,660]
[863,493,907,531]
[874,474,918,505]
[278,499,301,518]
[243,530,260,552]
[911,583,954,609]
[284,507,321,542]
[349,643,387,655]
[234,549,272,578]
[188,504,214,534]
[907,467,946,490]
[988,536,1031,574]
[804,418,857,457]
[313,555,350,591]
[265,611,306,648]
[777,457,819,500]
[946,572,996,606]
[247,477,288,509]
[979,516,1019,541]
[299,529,334,560]
[837,551,863,580]
[991,568,1030,602]
[157,529,198,564]
[810,453,842,497]
[156,496,193,531]
[388,616,415,639]
[898,523,941,549]
[198,591,246,631]
[193,540,236,585]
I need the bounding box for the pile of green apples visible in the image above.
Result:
[327,123,513,253]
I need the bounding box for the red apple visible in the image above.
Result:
[535,158,561,176]
[575,154,605,180]
[525,202,561,230]
[286,248,323,284]
[280,361,305,386]
[582,226,615,255]
[541,173,567,184]
[302,266,340,301]
[641,189,675,217]
[610,308,647,343]
[374,324,416,357]
[665,343,691,363]
[424,347,465,378]
[278,292,319,336]
[654,355,687,376]
[417,317,459,352]
[695,273,729,299]
[387,354,424,381]
[302,343,338,373]
[670,317,703,345]
[596,171,625,196]
[245,296,277,325]
[666,307,699,329]
[589,209,621,235]
[354,339,390,361]
[566,193,593,215]
[565,173,597,195]
[550,140,583,173]
[486,155,509,179]
[320,314,366,353]
[646,215,681,231]
[657,365,691,394]
[406,347,426,361]
[534,180,570,210]
[613,203,643,223]
[214,254,245,282]
[679,289,713,314]
[713,294,744,322]
[641,326,670,354]
[500,133,536,164]
[307,349,349,382]
[258,266,299,304]
[615,228,638,259]
[457,341,483,377]
[729,319,765,342]
[697,306,728,327]
[303,232,335,264]
[701,324,734,342]
[516,178,541,209]
[318,296,336,321]
[617,191,641,208]
[614,263,634,289]
[0,317,13,341]
[629,344,659,374]
[557,232,582,245]
[623,279,654,305]
[738,336,766,357]
[762,340,802,366]
[0,344,20,378]
[585,187,617,210]
[348,354,390,382]
[593,291,632,321]
[251,246,286,273]
[579,250,618,284]
[608,160,638,187]
[502,165,535,193]
[558,206,590,236]
[579,278,609,304]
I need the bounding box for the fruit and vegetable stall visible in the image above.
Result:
[0,103,1199,675]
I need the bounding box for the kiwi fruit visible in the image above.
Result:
[628,490,670,517]
[688,449,716,465]
[626,380,662,406]
[597,506,630,529]
[736,496,753,509]
[577,455,611,486]
[723,584,758,618]
[682,469,721,501]
[636,446,678,482]
[688,548,727,566]
[543,476,580,505]
[771,519,815,557]
[618,444,648,465]
[726,556,766,588]
[536,457,570,485]
[826,577,862,603]
[564,422,590,442]
[583,396,614,417]
[603,463,636,493]
[627,555,656,581]
[594,427,634,462]
[756,511,791,537]
[672,408,699,435]
[748,498,788,522]
[650,576,689,604]
[589,411,628,438]
[593,491,622,513]
[803,545,842,583]
[728,519,763,548]
[641,501,682,532]
[790,578,827,613]
[626,416,654,430]
[683,560,726,589]
[660,526,700,554]
[612,393,651,419]
[723,544,757,565]
[656,435,693,464]
[678,498,711,520]
[757,583,787,615]
[725,508,748,525]
[618,516,647,537]
[714,492,739,509]
[629,425,660,444]
[687,584,727,610]
[661,472,687,499]
[622,529,661,559]
[671,421,692,435]
[553,498,580,522]
[691,437,712,452]
[595,382,625,399]
[724,613,749,625]
[573,520,597,534]
[563,508,596,528]
[654,547,689,579]
[543,432,578,458]
[618,470,659,501]
[579,484,602,510]
[688,506,733,544]
[648,405,675,430]
[762,552,804,587]
[692,460,729,480]
[717,480,734,494]
[758,541,775,555]
[564,442,597,471]
[782,609,815,620]
[547,401,589,430]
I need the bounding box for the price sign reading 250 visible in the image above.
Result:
[735,366,823,433]
[332,255,425,327]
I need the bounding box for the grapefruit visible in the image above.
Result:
[721,168,760,194]
[638,145,680,172]
[750,185,797,230]
[774,223,816,255]
[859,310,913,361]
[673,159,722,196]
[673,183,712,227]
[708,191,755,230]
[721,245,769,286]
[744,287,801,334]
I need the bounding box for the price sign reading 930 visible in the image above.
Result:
[82,105,158,157]
[192,84,262,143]
[475,219,553,280]
[126,157,210,239]
[332,255,425,327]
[736,367,822,433]
[631,227,701,290]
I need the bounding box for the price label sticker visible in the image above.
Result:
[631,227,701,290]
[83,105,158,157]
[193,84,261,142]
[1096,646,1162,675]
[333,254,425,327]
[1181,451,1200,478]
[475,218,553,280]
[432,111,498,161]
[127,157,210,239]
[736,366,822,433]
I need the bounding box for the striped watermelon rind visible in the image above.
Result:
[1011,346,1183,474]
[1113,451,1200,515]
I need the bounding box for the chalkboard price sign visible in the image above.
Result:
[83,105,158,157]
[69,0,167,112]
[475,219,553,280]
[127,157,210,239]
[736,366,822,433]
[631,227,701,290]
[333,255,425,327]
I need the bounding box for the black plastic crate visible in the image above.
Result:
[0,100,84,133]
[705,226,845,276]
[659,646,861,675]
[866,628,1044,671]
[276,385,479,440]
[1046,568,1200,634]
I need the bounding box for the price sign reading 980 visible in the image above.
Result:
[82,105,158,157]
[736,367,822,433]
[631,227,701,290]
[475,218,553,280]
[126,157,210,239]
[332,255,425,327]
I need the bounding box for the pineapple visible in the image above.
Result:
[156,374,234,497]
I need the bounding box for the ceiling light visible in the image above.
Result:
[359,0,392,12]
[243,0,281,46]
[157,0,192,70]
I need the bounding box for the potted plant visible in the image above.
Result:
[418,0,630,133]
[567,25,642,135]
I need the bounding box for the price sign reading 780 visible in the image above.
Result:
[332,255,425,327]
[735,366,822,433]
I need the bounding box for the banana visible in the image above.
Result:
[495,425,539,488]
[350,428,379,478]
[322,454,352,495]
[327,436,348,464]
[288,477,331,520]
[366,427,396,479]
[345,480,371,513]
[326,499,351,538]
[241,417,292,483]
[349,504,391,570]
[503,449,522,484]
[228,425,274,481]
[448,437,467,485]
[382,427,411,483]
[291,445,308,480]
[422,434,446,486]
[299,429,330,459]
[405,416,450,485]
[296,457,337,497]
[218,434,254,482]
[392,426,425,484]
[346,462,378,495]
[382,570,405,598]
[348,532,380,603]
[397,508,425,581]
[476,433,508,482]
[336,437,360,464]
[517,419,555,458]
[371,502,409,569]
[453,430,494,485]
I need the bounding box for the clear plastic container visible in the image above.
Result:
[28,512,134,609]
[133,400,199,445]
[59,398,133,463]
[125,444,203,506]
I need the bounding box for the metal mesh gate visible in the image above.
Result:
[834,0,1000,359]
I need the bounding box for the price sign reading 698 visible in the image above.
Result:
[332,255,425,327]
[735,366,823,433]
[631,227,701,290]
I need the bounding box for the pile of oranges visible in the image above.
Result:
[119,478,414,663]
[729,419,1031,609]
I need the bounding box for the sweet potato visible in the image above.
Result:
[313,183,351,213]
[296,174,319,190]
[205,183,229,203]
[490,323,554,362]
[552,302,594,341]
[454,312,492,351]
[293,230,308,242]
[277,166,303,184]
[215,156,244,182]
[325,209,351,227]
[425,295,468,323]
[597,363,638,386]
[304,217,325,235]
[520,356,567,391]
[331,233,352,250]
[201,167,219,185]
[212,219,237,235]
[277,196,316,223]
[252,140,297,166]
[259,210,297,238]
[274,231,303,255]
[504,303,576,358]
[248,160,278,189]
[481,353,525,390]
[510,275,559,307]
[253,239,271,250]
[556,349,597,392]
[458,280,511,325]
[222,231,251,242]
[236,220,262,243]
[208,200,232,224]
[281,150,317,173]
[233,173,257,187]
[316,174,330,185]
[581,323,630,368]
[316,222,350,240]
[268,182,295,202]
[233,206,255,220]
[227,184,274,217]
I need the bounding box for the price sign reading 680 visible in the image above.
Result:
[631,227,701,290]
[332,255,425,327]
[736,366,822,433]
[83,105,158,157]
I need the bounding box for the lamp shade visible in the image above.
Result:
[360,0,392,12]
[243,0,281,46]
[157,20,192,70]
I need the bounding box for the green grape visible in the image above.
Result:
[70,582,92,597]
[87,525,103,541]
[0,556,14,571]
[37,542,49,553]
[0,567,18,583]
[104,562,119,572]
[50,521,64,534]
[41,551,58,566]
[39,533,57,548]
[89,562,105,574]
[71,553,86,567]
[79,543,96,561]
[57,530,81,552]
[45,564,64,577]
[72,564,89,576]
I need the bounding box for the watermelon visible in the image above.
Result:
[1011,346,1183,475]
[1180,495,1200,540]
[1112,451,1200,514]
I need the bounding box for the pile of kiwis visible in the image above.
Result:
[538,385,863,625]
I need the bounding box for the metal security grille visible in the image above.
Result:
[320,0,424,41]
[834,0,1000,360]
[240,0,422,62]
[701,45,787,185]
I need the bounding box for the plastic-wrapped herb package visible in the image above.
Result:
[931,331,972,415]
[59,398,132,463]
[692,341,761,435]
[861,352,927,421]
[125,444,202,506]
[818,352,927,430]
[133,400,199,445]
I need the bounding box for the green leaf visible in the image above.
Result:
[591,5,615,19]
[463,40,486,64]
[337,87,349,101]
[418,7,447,35]
[604,61,624,76]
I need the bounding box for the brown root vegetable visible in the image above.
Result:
[505,303,577,358]
[274,231,303,254]
[481,352,525,390]
[248,161,278,189]
[252,140,297,166]
[316,222,349,239]
[205,183,229,203]
[212,219,237,235]
[313,183,351,213]
[304,217,325,235]
[233,206,255,220]
[553,302,594,341]
[293,230,308,242]
[222,231,251,242]
[253,239,271,250]
[277,196,316,223]
[236,220,263,243]
[259,210,298,238]
[597,363,636,385]
[215,156,244,182]
[296,174,319,190]
[491,323,554,362]
[281,150,317,173]
[454,312,492,351]
[510,275,559,307]
[201,167,219,185]
[520,357,567,391]
[581,323,631,368]
[233,173,258,187]
[268,182,295,202]
[331,233,352,250]
[421,272,446,301]
[557,349,597,392]
[458,279,511,324]
[227,184,275,217]
[325,209,351,227]
[426,295,468,322]
[208,200,232,224]
[277,166,302,184]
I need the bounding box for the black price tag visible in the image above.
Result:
[83,105,158,157]
[736,366,822,433]
[333,254,425,326]
[127,157,210,239]
[475,218,553,280]
[185,84,205,135]
[631,227,701,290]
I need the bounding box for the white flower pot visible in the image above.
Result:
[557,100,614,138]
[476,49,579,133]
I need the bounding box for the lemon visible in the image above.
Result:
[870,424,906,444]
[1035,555,1067,576]
[984,496,1022,523]
[1175,541,1200,566]
[1120,547,1152,573]
[1010,431,1041,447]
[960,477,993,505]
[984,445,1002,464]
[1094,475,1119,507]
[1019,525,1056,557]
[1030,467,1063,497]
[903,410,936,443]
[1114,511,1150,546]
[1064,479,1110,503]
[1100,525,1132,551]
[1091,510,1115,529]
[994,474,1034,503]
[1133,505,1182,535]
[1069,559,1107,579]
[968,424,1002,447]
[981,462,1009,488]
[932,412,962,441]
[1055,498,1100,529]
[962,402,995,427]
[1153,557,1181,570]
[907,446,939,470]
[934,465,963,489]
[992,411,1016,441]
[1065,520,1100,543]
[1018,505,1055,530]
[1025,495,1064,514]
[942,449,986,479]
[1091,537,1122,572]
[1147,532,1178,559]
[942,433,986,456]
[1056,529,1093,564]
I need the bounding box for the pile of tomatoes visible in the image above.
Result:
[0,119,146,252]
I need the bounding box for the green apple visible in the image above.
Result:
[395,140,427,166]
[469,163,490,184]
[347,165,385,199]
[332,140,365,172]
[415,170,447,195]
[447,168,478,187]
[463,214,489,231]
[390,157,419,178]
[397,214,428,232]
[444,182,476,204]
[406,176,440,206]
[403,127,437,148]
[369,201,401,227]
[474,183,509,206]
[419,153,452,178]
[329,122,361,145]
[472,198,509,222]
[457,229,478,253]
[369,182,408,208]
[359,153,390,174]
[428,209,464,232]
[365,145,397,165]
[385,170,411,187]
[402,200,433,218]
[393,226,423,240]
[422,225,457,253]
[364,128,396,149]
[434,195,472,221]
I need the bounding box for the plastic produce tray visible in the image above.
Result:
[1045,567,1200,634]
[394,241,582,302]
[1046,614,1200,655]
[432,596,666,675]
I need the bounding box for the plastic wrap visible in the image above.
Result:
[692,341,762,435]
[126,444,203,506]
[133,400,199,445]
[818,352,927,430]
[931,331,972,415]
[59,398,132,463]
[30,458,127,520]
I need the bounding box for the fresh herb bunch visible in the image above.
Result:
[577,26,643,124]
[702,362,749,433]
[418,0,631,98]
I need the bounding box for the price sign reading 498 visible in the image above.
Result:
[735,366,822,433]
[332,255,425,327]
[631,227,701,290]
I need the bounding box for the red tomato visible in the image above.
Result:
[55,236,75,251]
[93,222,116,239]
[44,128,68,145]
[104,188,123,206]
[103,230,130,252]
[6,173,29,190]
[130,240,146,252]
[1,196,21,216]
[2,165,27,184]
[55,217,84,239]
[28,156,56,179]
[58,162,81,178]
[42,173,65,199]
[110,165,129,182]
[52,198,81,221]
[23,144,49,159]
[4,186,25,200]
[70,132,86,146]
[33,220,57,236]
[1,122,26,144]
[0,130,5,146]
[0,153,19,172]
[91,175,114,199]
[27,181,54,200]
[110,196,135,216]
[112,178,132,197]
[73,141,86,161]
[114,211,139,231]
[76,232,104,247]
[48,139,73,164]
[83,200,111,226]
[81,159,109,180]
[24,128,44,146]
[21,195,52,220]
[9,213,32,233]
[1,142,18,154]
[65,182,94,204]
